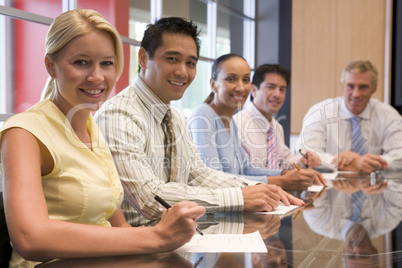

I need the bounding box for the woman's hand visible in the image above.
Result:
[274,169,325,190]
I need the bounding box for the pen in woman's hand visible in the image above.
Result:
[293,163,301,171]
[154,195,204,236]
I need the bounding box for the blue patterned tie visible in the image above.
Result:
[350,190,365,222]
[351,116,366,155]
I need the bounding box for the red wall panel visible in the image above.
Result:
[14,0,130,112]
[14,0,62,112]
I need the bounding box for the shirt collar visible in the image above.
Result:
[134,76,170,124]
[245,102,275,128]
[340,97,371,120]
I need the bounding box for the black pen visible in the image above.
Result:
[193,255,204,267]
[299,149,307,159]
[154,195,204,236]
[234,177,248,187]
[299,149,311,168]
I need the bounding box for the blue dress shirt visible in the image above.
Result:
[188,103,283,183]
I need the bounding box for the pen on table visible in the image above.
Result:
[154,195,204,236]
[293,163,301,171]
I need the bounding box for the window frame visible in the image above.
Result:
[0,0,256,115]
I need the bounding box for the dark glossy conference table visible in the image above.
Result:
[36,170,402,268]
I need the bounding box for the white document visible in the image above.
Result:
[322,172,338,180]
[307,185,325,192]
[250,204,299,216]
[173,231,267,253]
[322,171,359,181]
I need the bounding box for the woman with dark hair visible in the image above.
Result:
[188,53,321,190]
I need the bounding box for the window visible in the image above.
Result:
[0,10,8,113]
[162,0,210,113]
[128,0,149,84]
[0,0,255,116]
[0,4,55,113]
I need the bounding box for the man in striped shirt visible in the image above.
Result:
[297,60,402,172]
[95,17,303,226]
[233,64,321,170]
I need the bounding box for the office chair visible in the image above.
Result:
[0,192,12,266]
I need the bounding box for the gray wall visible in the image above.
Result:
[255,0,280,66]
[255,0,292,146]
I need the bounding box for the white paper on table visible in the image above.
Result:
[307,185,325,192]
[337,171,359,175]
[173,231,267,253]
[322,171,359,181]
[322,172,338,180]
[251,204,299,216]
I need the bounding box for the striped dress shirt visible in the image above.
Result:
[233,102,304,170]
[95,77,254,226]
[297,97,402,169]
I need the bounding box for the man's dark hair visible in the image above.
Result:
[138,17,201,72]
[250,64,290,102]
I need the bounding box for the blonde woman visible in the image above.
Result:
[0,9,204,267]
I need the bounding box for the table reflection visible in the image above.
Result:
[257,236,289,268]
[36,171,402,267]
[302,177,402,267]
[36,253,195,267]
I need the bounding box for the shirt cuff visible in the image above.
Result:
[319,154,336,170]
[217,187,244,213]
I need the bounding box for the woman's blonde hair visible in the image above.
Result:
[41,9,124,100]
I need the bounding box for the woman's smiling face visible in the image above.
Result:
[211,57,251,114]
[46,30,117,115]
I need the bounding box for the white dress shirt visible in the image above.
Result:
[233,102,304,169]
[297,97,402,169]
[303,181,402,240]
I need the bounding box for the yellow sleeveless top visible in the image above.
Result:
[0,100,124,267]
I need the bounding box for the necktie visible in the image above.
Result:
[350,190,365,222]
[266,124,278,169]
[350,116,366,155]
[162,109,177,182]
